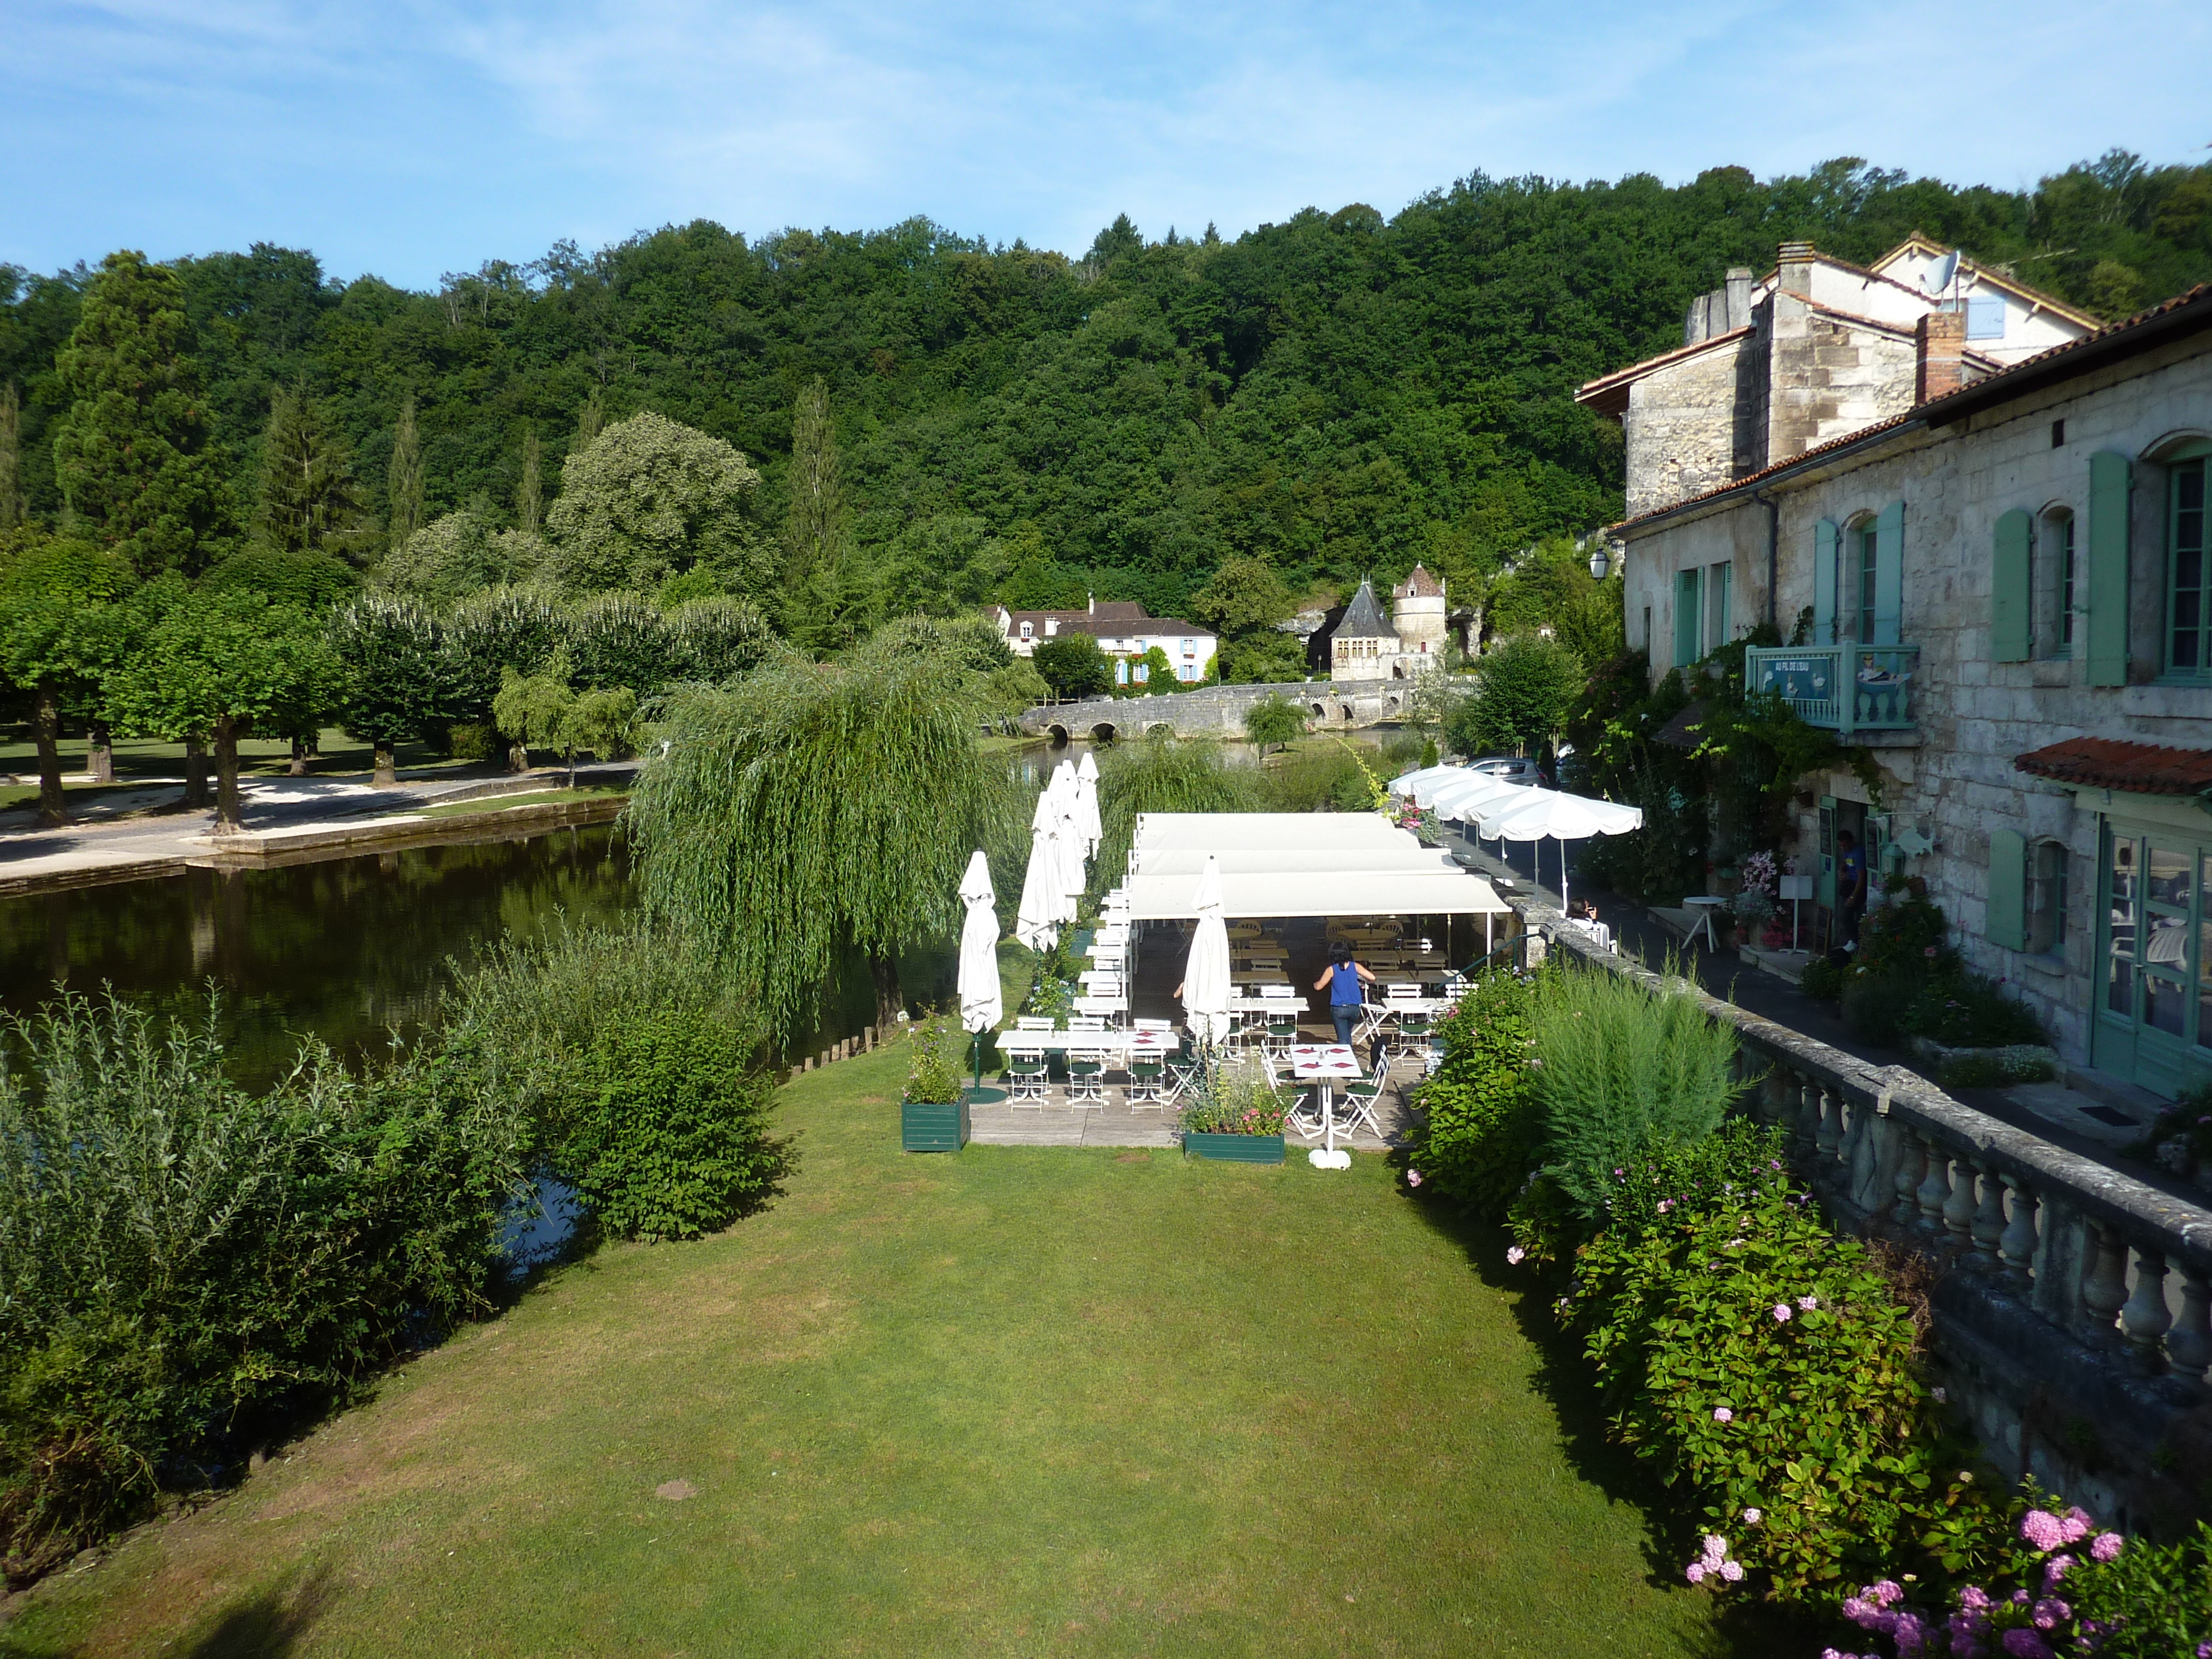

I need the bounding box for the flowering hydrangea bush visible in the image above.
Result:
[1557,1124,1985,1598]
[1821,1496,2212,1657]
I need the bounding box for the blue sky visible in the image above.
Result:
[6,1,2207,291]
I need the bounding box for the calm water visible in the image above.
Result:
[0,825,633,1088]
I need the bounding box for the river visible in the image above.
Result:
[0,824,632,1090]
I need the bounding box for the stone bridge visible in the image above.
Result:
[1016,679,1417,743]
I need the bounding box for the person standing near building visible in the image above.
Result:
[1313,944,1376,1047]
[1837,829,1868,948]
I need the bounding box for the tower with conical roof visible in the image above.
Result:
[1330,580,1397,683]
[1392,564,1447,674]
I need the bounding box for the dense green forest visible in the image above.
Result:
[5,150,2209,623]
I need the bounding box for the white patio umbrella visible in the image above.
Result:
[1014,783,1063,951]
[1386,764,1463,804]
[1073,750,1104,857]
[1469,789,1644,917]
[955,850,1005,1099]
[1179,856,1233,1048]
[1429,771,1533,823]
[1048,760,1087,923]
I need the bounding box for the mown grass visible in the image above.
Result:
[1,1041,1724,1658]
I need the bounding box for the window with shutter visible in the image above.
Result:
[1992,508,2032,662]
[1987,828,2027,951]
[2168,455,2209,677]
[1872,501,1905,645]
[1966,296,2005,340]
[1674,568,1702,667]
[1706,561,1731,648]
[2085,451,2132,686]
[1813,520,1838,645]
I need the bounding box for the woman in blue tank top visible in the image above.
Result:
[1312,944,1376,1047]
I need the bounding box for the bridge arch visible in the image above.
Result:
[1309,702,1326,719]
[1090,722,1118,743]
[1046,723,1070,744]
[1340,703,1355,722]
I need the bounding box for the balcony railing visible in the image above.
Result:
[1744,643,1920,736]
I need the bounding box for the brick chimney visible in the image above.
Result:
[1776,241,1815,295]
[1915,310,1966,403]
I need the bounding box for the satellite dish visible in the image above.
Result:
[1923,250,1960,297]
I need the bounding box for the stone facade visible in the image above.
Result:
[1581,238,2097,521]
[1018,679,1418,741]
[1614,299,2212,1093]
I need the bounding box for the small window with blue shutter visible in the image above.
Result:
[1966,297,2005,340]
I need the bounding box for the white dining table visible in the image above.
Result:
[1287,1042,1361,1169]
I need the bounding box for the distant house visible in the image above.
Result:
[1316,568,1450,682]
[988,597,1218,685]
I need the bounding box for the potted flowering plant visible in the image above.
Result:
[901,1017,970,1152]
[1181,1058,1290,1164]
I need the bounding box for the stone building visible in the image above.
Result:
[1327,580,1398,682]
[1392,565,1449,669]
[988,598,1217,684]
[1577,238,2099,523]
[1322,571,1450,682]
[1590,278,2212,1098]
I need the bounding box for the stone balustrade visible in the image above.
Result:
[1458,836,2212,1529]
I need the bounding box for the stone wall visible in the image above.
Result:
[1624,333,1757,518]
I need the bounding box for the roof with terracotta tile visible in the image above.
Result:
[2016,736,2212,796]
[1395,565,1445,599]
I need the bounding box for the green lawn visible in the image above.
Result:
[0,726,477,815]
[1,1042,1730,1658]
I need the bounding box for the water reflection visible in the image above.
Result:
[0,825,632,1089]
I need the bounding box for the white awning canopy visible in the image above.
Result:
[1118,813,1506,919]
[1124,865,1509,920]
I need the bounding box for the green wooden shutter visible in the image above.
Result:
[1992,507,2033,662]
[1712,561,1732,646]
[2086,451,2132,687]
[1986,828,2027,950]
[1674,568,1701,667]
[1872,501,1905,645]
[1813,520,1838,644]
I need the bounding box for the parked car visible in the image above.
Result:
[1467,755,1545,786]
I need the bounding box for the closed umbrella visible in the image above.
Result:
[1049,760,1087,922]
[1179,855,1233,1048]
[956,850,1006,1101]
[1014,783,1062,951]
[1470,788,1644,917]
[1074,750,1104,857]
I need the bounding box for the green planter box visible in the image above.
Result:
[1183,1132,1285,1164]
[902,1096,970,1153]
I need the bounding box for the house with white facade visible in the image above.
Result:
[987,598,1217,685]
[1586,266,2212,1099]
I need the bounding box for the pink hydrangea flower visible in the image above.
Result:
[1798,1293,1818,1311]
[2019,1509,2066,1551]
[2090,1531,2123,1563]
[1684,1562,1706,1584]
[1960,1586,1992,1612]
[1742,1507,1761,1524]
[1701,1534,1727,1563]
[1712,1406,1733,1423]
[2042,1554,2073,1590]
[2060,1507,2093,1544]
[1406,1169,1424,1188]
[1772,1302,1794,1322]
[1505,1245,1525,1265]
[1718,1560,1743,1582]
[2002,1631,2055,1659]
[2031,1597,2070,1631]
[1871,1581,1904,1607]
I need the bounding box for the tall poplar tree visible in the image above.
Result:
[782,377,856,642]
[49,251,235,575]
[259,386,363,556]
[516,430,542,535]
[386,397,424,551]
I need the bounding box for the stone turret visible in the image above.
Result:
[1329,580,1396,683]
[1392,565,1447,671]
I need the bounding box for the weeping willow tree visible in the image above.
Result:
[625,638,1017,1049]
[1089,734,1262,898]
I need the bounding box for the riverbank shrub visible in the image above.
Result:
[444,919,786,1242]
[0,994,527,1585]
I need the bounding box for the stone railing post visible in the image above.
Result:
[1999,1175,2039,1287]
[1815,1085,1844,1167]
[2080,1222,2130,1350]
[1891,1121,1925,1228]
[1915,1133,1952,1236]
[2119,1248,2173,1374]
[2033,1195,2086,1329]
[2169,1267,2212,1392]
[1970,1160,2008,1264]
[1943,1152,1980,1251]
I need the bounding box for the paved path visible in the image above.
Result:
[0,765,634,891]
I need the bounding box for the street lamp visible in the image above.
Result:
[1587,541,1615,581]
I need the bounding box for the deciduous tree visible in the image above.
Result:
[0,535,134,823]
[330,595,447,785]
[1031,632,1113,699]
[545,411,769,598]
[1242,693,1305,757]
